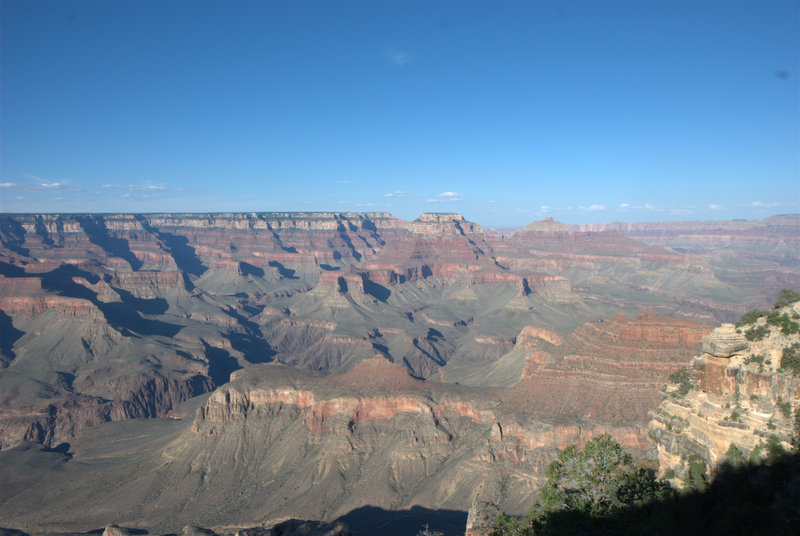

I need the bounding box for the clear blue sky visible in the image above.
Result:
[1,0,797,226]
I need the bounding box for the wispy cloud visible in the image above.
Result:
[1,179,80,192]
[739,201,781,208]
[387,47,411,67]
[426,191,464,203]
[101,183,170,192]
[384,190,406,198]
[579,204,606,212]
[708,203,722,211]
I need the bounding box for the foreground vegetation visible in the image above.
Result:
[489,434,800,535]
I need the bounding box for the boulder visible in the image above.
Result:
[701,324,749,358]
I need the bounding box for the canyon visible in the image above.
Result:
[0,212,797,534]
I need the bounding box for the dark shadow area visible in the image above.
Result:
[77,216,143,271]
[338,276,348,293]
[135,215,207,277]
[111,287,170,316]
[157,230,208,277]
[239,261,265,278]
[496,451,800,536]
[98,301,182,337]
[268,260,299,279]
[320,263,341,271]
[40,264,98,300]
[0,311,24,365]
[421,264,433,278]
[261,218,299,254]
[0,216,30,257]
[334,505,468,536]
[363,278,391,302]
[335,223,362,261]
[0,240,29,257]
[34,217,55,246]
[224,332,276,364]
[219,307,277,364]
[0,261,26,277]
[39,442,71,456]
[202,342,242,386]
[427,327,444,340]
[371,341,390,356]
[37,264,182,338]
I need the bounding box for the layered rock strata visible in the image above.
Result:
[647,302,800,480]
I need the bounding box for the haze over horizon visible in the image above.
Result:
[1,0,797,226]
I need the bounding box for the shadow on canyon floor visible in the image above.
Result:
[333,505,468,536]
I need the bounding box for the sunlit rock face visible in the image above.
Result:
[0,211,794,453]
[702,324,749,358]
[648,302,800,482]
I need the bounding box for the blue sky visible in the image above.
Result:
[1,0,797,226]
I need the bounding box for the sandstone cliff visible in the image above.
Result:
[1,211,794,453]
[0,357,647,534]
[647,300,800,482]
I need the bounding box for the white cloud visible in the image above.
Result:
[100,183,170,192]
[740,201,781,208]
[426,191,464,203]
[708,203,722,211]
[619,203,629,208]
[387,48,411,67]
[0,182,19,188]
[384,190,406,198]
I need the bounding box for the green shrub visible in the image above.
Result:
[766,312,799,335]
[749,443,763,465]
[668,367,692,397]
[773,288,800,309]
[792,408,800,452]
[744,325,770,341]
[776,396,792,419]
[685,455,709,492]
[781,317,799,335]
[780,344,800,376]
[724,443,746,467]
[765,435,786,464]
[668,367,690,384]
[736,309,767,327]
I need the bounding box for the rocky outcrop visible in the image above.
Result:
[701,324,749,357]
[506,311,713,425]
[647,302,800,481]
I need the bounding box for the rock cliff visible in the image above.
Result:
[647,300,800,481]
[0,357,648,534]
[0,211,794,453]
